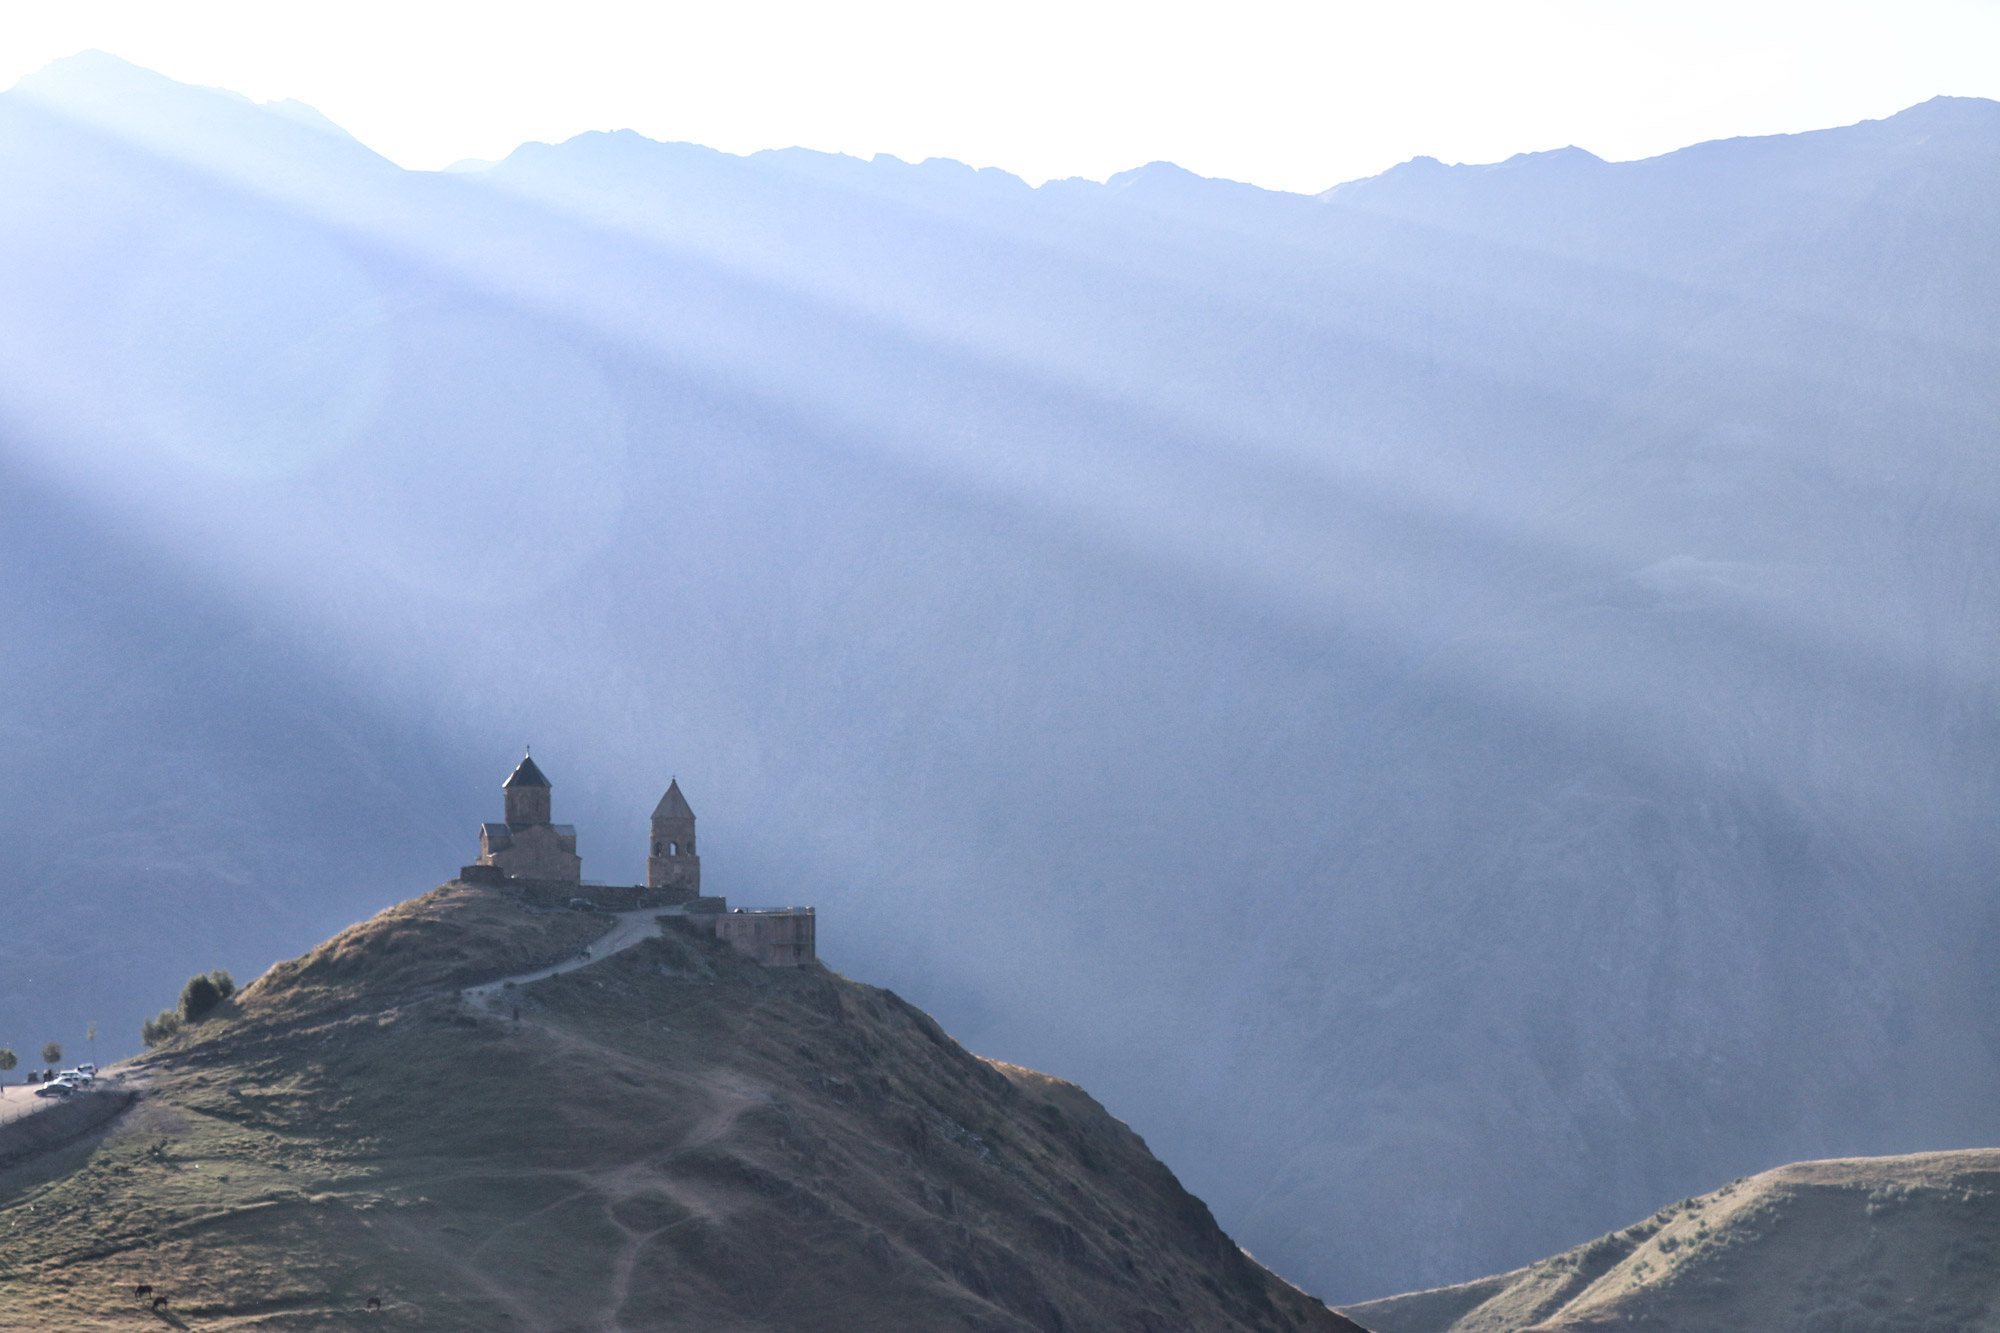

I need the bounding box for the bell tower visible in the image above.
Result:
[647,778,701,895]
[503,750,552,826]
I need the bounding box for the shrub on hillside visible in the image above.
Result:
[141,968,239,1046]
[179,973,223,1023]
[177,968,237,1022]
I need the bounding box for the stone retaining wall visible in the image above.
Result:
[456,869,695,911]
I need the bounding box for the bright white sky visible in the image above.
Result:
[2,0,1997,191]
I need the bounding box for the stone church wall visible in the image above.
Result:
[456,869,695,911]
[712,908,816,967]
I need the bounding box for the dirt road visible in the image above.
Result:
[462,907,680,1008]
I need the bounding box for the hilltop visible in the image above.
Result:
[1342,1149,2000,1332]
[0,882,1355,1331]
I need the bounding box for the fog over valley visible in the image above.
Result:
[2,52,1998,1303]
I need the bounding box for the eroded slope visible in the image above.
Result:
[0,884,1356,1332]
[1343,1149,2000,1333]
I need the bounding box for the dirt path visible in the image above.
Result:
[0,1070,135,1130]
[461,907,680,1009]
[456,926,769,1333]
[0,1084,55,1129]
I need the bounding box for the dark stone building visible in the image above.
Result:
[475,751,581,882]
[459,753,815,966]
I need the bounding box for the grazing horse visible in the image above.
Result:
[134,1283,152,1297]
[151,1295,168,1309]
[366,1295,382,1310]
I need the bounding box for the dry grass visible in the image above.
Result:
[0,884,1356,1332]
[1343,1150,2000,1333]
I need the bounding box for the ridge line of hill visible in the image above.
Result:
[0,882,1365,1331]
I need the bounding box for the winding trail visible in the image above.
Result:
[455,904,756,1332]
[462,907,682,1008]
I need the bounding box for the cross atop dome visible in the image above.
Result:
[652,777,694,821]
[505,748,551,790]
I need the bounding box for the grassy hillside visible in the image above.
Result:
[0,883,1355,1331]
[1342,1149,2000,1332]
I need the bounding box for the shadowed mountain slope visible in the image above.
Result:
[1343,1149,2000,1333]
[0,885,1355,1332]
[3,51,2000,1301]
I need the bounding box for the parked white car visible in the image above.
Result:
[58,1068,94,1085]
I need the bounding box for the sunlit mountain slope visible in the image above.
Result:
[0,884,1353,1332]
[1344,1149,2000,1332]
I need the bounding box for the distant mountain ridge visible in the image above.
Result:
[1,52,1998,1302]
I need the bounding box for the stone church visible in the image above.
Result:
[461,752,814,966]
[475,752,582,881]
[474,751,701,897]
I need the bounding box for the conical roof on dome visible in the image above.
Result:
[504,753,551,789]
[652,778,694,821]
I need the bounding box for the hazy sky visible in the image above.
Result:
[3,0,1998,193]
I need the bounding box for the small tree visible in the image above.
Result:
[41,1042,60,1067]
[140,1011,183,1047]
[0,1049,15,1084]
[207,969,237,1001]
[178,973,223,1024]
